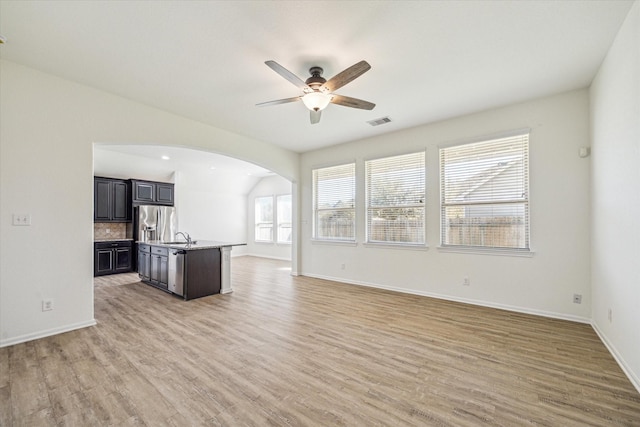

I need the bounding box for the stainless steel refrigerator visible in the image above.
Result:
[135,205,177,243]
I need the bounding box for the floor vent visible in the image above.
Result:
[367,116,392,126]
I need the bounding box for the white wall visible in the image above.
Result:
[175,169,253,256]
[0,60,298,347]
[300,89,592,322]
[590,1,640,391]
[245,175,293,260]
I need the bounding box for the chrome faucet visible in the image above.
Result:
[175,231,192,245]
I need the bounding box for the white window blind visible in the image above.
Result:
[366,151,425,245]
[277,194,292,243]
[254,196,273,242]
[440,132,530,250]
[313,163,356,241]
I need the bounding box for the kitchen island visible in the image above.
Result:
[137,240,245,300]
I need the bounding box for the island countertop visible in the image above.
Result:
[139,240,246,251]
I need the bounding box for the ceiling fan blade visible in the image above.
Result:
[265,60,312,92]
[310,110,321,124]
[256,97,301,107]
[330,94,375,110]
[321,60,371,93]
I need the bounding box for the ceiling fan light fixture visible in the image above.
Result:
[259,60,374,123]
[301,92,332,112]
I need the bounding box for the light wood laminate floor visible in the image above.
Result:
[1,256,639,426]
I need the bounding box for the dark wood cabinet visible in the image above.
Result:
[150,254,169,289]
[156,183,174,205]
[112,180,130,221]
[114,247,132,272]
[133,181,155,203]
[94,179,112,221]
[94,241,133,276]
[95,247,114,275]
[132,179,174,206]
[94,177,132,222]
[138,244,151,281]
[138,243,222,300]
[139,244,169,291]
[183,248,221,300]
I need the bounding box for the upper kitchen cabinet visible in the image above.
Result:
[94,177,132,222]
[156,182,174,205]
[131,179,174,206]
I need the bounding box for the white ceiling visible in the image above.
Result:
[0,1,633,153]
[93,144,273,187]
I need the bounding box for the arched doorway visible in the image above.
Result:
[92,143,296,288]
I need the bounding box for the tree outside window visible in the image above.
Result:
[366,151,425,245]
[313,163,356,241]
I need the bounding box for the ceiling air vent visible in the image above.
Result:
[367,116,392,126]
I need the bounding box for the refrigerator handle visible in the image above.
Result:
[157,208,162,241]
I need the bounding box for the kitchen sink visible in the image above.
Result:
[163,241,197,245]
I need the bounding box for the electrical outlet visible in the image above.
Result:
[608,308,612,323]
[341,264,346,270]
[106,228,111,234]
[463,276,470,286]
[42,299,53,312]
[573,294,582,304]
[12,213,31,226]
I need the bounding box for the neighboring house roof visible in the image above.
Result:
[449,158,523,203]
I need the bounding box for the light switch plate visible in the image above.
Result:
[12,214,31,226]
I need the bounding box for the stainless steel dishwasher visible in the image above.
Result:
[168,249,186,296]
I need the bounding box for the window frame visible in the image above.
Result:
[254,195,274,243]
[438,129,532,255]
[312,162,357,242]
[364,150,426,247]
[276,193,292,244]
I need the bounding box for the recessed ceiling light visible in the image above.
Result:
[209,166,216,170]
[161,155,170,160]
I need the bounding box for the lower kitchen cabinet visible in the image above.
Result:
[138,243,223,300]
[138,244,151,281]
[94,241,133,276]
[138,244,169,291]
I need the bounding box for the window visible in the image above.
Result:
[254,196,273,242]
[366,151,425,245]
[277,194,292,243]
[440,132,530,250]
[313,163,356,241]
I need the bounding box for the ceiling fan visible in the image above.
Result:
[256,60,375,124]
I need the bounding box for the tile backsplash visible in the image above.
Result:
[94,222,131,240]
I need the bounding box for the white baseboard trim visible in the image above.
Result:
[591,321,640,395]
[0,319,97,348]
[301,272,591,324]
[240,253,292,262]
